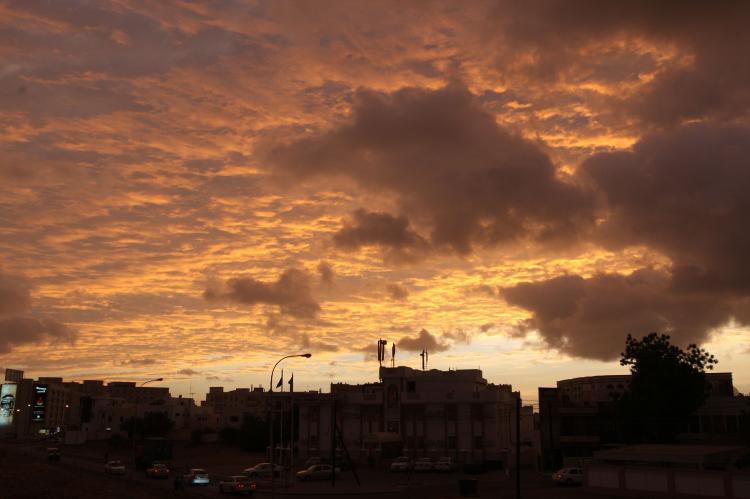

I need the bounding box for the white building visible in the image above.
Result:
[296,366,520,467]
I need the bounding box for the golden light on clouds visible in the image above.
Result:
[1,1,749,400]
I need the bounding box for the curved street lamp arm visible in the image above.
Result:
[270,355,296,392]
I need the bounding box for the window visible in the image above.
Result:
[406,381,416,393]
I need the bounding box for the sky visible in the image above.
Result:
[1,0,750,403]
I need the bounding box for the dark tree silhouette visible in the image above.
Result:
[618,332,717,443]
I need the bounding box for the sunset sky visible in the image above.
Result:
[1,0,749,402]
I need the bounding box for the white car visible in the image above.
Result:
[243,463,283,479]
[184,468,210,486]
[296,464,340,481]
[390,456,412,472]
[434,457,454,472]
[552,467,583,485]
[414,457,433,472]
[104,460,126,475]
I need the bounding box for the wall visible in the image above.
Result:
[586,465,750,498]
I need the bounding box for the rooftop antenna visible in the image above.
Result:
[377,339,388,367]
[391,343,396,368]
[420,349,429,371]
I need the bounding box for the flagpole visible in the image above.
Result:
[289,373,294,485]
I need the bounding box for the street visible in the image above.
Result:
[0,440,639,499]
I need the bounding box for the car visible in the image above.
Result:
[302,456,323,469]
[104,460,126,475]
[413,457,433,472]
[434,457,454,472]
[296,464,340,481]
[145,462,170,479]
[184,468,210,486]
[243,463,283,479]
[219,475,256,495]
[552,467,583,485]
[390,456,412,472]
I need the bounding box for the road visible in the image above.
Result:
[0,441,632,498]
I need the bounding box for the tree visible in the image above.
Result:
[618,332,717,443]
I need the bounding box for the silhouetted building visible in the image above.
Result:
[296,366,520,467]
[539,372,743,470]
[203,386,267,428]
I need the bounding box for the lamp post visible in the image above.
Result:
[132,377,164,466]
[269,354,311,499]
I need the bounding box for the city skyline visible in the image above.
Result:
[1,1,750,403]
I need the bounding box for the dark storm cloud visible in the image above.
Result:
[264,84,595,256]
[386,283,409,301]
[491,0,750,124]
[583,122,750,293]
[204,268,320,319]
[0,271,76,353]
[502,268,738,360]
[0,273,32,315]
[398,328,449,353]
[332,209,430,263]
[0,316,75,354]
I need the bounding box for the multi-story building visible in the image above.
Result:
[203,386,267,428]
[539,372,741,470]
[296,366,520,467]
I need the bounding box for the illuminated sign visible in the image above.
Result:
[0,383,17,427]
[32,384,48,423]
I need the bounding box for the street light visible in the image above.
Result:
[269,353,311,499]
[132,377,165,465]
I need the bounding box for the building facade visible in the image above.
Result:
[539,372,742,470]
[296,366,520,467]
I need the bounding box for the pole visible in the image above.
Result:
[289,392,294,484]
[516,395,521,499]
[131,378,163,468]
[280,394,284,475]
[331,397,336,488]
[269,354,311,499]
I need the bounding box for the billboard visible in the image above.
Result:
[0,383,17,427]
[32,384,48,423]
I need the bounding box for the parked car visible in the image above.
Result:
[552,467,583,485]
[104,460,126,475]
[302,456,323,469]
[47,448,60,461]
[219,475,255,495]
[184,468,210,486]
[145,463,170,479]
[243,463,283,479]
[414,457,433,472]
[390,456,412,472]
[296,464,340,481]
[434,457,454,472]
